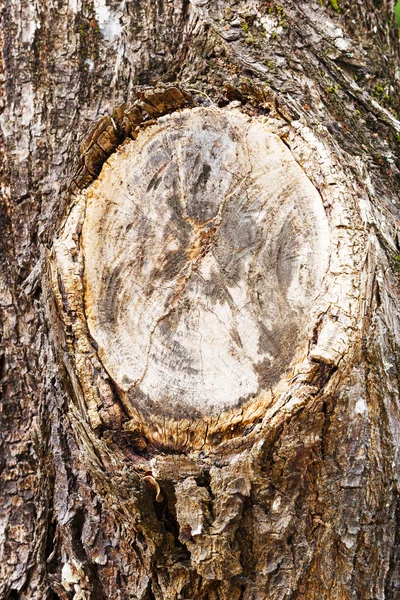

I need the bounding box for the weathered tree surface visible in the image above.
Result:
[2,1,400,599]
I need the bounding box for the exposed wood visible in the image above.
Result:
[82,107,329,417]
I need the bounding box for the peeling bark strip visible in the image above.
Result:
[69,86,192,194]
[2,0,400,598]
[50,102,363,449]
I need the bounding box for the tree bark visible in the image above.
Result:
[1,1,400,599]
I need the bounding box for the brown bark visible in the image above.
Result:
[1,1,400,599]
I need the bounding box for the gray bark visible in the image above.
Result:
[1,1,400,599]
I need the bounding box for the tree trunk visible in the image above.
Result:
[2,1,400,598]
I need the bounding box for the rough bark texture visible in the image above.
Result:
[1,1,400,599]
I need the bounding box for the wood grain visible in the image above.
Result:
[81,107,329,420]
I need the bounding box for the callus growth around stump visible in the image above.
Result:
[50,104,361,450]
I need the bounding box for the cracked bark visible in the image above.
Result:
[1,1,400,599]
